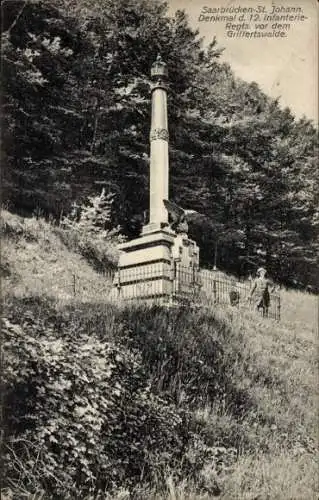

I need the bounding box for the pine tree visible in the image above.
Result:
[63,189,124,241]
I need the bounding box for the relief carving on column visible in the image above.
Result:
[150,128,169,141]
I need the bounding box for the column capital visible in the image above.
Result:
[151,54,168,80]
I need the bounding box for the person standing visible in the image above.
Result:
[249,267,274,317]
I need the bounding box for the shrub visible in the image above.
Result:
[1,300,201,498]
[58,190,124,271]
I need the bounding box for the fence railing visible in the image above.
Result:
[115,263,281,320]
[3,271,115,302]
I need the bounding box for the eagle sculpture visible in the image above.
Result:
[163,199,199,234]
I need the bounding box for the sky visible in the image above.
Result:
[168,0,318,122]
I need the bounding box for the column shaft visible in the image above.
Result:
[149,87,169,225]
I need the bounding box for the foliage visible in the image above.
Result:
[2,291,318,498]
[2,0,318,289]
[62,189,122,237]
[2,302,189,498]
[60,189,124,270]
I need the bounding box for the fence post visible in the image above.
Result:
[277,294,281,321]
[169,260,175,302]
[193,267,201,303]
[213,279,217,303]
[117,269,121,299]
[174,260,178,296]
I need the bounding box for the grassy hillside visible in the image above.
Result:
[1,210,117,301]
[1,211,318,499]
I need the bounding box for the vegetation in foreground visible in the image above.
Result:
[2,289,318,499]
[1,0,318,495]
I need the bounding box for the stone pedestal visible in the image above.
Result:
[115,229,176,301]
[141,221,169,235]
[114,230,201,303]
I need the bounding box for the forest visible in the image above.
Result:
[2,0,318,289]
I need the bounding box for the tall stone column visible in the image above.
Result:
[115,54,200,303]
[116,55,176,302]
[144,54,169,232]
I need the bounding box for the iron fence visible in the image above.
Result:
[116,263,281,320]
[4,271,115,302]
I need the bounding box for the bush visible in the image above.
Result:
[3,316,191,497]
[3,298,231,498]
[58,190,124,272]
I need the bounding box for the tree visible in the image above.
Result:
[2,0,318,288]
[63,188,123,240]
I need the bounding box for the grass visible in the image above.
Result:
[280,287,318,337]
[113,451,318,499]
[1,210,318,499]
[1,209,116,302]
[219,451,318,500]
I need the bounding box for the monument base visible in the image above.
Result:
[112,224,201,304]
[115,228,176,301]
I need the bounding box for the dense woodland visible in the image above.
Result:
[2,0,318,289]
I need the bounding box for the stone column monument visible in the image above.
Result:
[114,55,199,302]
[115,56,175,300]
[143,54,169,233]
